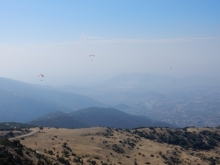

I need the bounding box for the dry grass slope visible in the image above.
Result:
[15,127,220,165]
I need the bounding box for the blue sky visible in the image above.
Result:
[0,1,220,86]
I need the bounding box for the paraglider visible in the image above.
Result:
[89,55,95,61]
[38,74,44,81]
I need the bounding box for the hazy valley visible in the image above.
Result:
[1,73,220,128]
[57,73,220,128]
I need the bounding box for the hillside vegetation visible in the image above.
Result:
[0,138,54,165]
[0,122,33,131]
[8,126,220,165]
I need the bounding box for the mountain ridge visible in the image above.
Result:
[28,107,177,129]
[0,77,107,122]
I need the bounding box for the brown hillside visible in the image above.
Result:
[15,127,220,165]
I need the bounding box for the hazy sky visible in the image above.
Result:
[0,1,220,86]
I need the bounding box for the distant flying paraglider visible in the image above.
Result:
[89,55,95,61]
[38,74,44,81]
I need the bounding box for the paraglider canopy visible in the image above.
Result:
[89,55,95,61]
[38,74,44,81]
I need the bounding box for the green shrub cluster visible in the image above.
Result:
[133,128,220,150]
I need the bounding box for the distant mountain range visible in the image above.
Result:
[57,73,220,127]
[28,107,177,129]
[56,73,220,108]
[1,73,220,128]
[0,77,107,122]
[58,73,220,94]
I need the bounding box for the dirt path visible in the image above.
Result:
[9,129,38,140]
